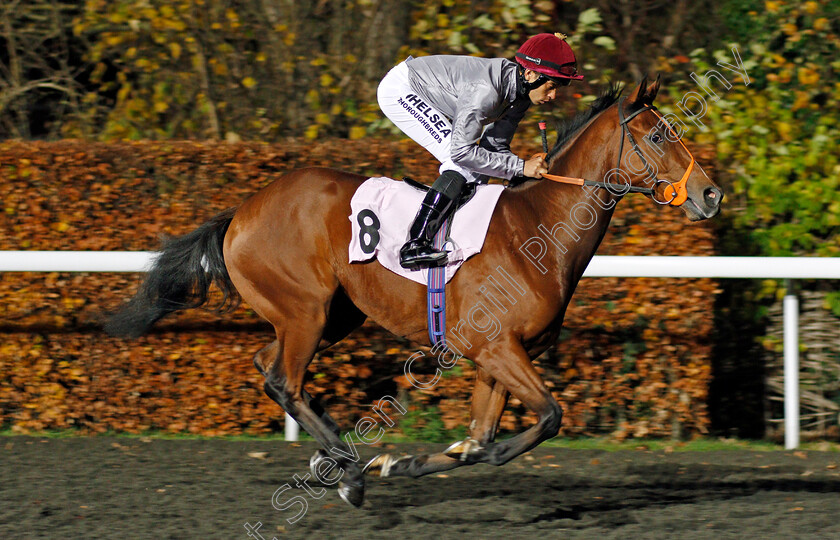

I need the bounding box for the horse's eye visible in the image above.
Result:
[650,133,663,144]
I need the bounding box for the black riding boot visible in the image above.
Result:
[399,171,465,270]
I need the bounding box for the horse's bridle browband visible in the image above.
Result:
[541,96,697,206]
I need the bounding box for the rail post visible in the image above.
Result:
[783,279,799,449]
[284,412,300,442]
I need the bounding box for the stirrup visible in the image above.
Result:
[399,243,448,270]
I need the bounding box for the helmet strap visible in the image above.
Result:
[517,67,549,97]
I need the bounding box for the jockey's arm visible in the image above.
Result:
[449,83,525,181]
[479,99,551,178]
[479,98,529,155]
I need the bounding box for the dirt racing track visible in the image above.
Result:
[1,438,838,539]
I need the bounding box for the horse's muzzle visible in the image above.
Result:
[684,185,723,221]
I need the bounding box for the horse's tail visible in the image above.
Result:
[105,207,241,338]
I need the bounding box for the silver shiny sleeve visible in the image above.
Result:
[448,84,524,180]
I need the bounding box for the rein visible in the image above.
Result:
[540,97,697,206]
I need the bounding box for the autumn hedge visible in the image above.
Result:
[0,139,718,438]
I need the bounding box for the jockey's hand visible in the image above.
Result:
[523,154,549,178]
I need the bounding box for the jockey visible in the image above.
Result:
[377,32,584,270]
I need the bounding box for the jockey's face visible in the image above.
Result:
[524,69,563,106]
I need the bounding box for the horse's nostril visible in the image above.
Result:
[704,187,722,205]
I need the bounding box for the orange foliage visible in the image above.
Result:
[0,139,718,438]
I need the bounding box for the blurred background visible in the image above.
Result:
[0,0,838,443]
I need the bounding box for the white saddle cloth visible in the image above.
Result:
[348,177,505,285]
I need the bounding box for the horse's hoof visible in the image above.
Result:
[337,480,364,507]
[309,449,329,479]
[443,438,483,462]
[363,453,413,478]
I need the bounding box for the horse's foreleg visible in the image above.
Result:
[364,367,509,479]
[469,367,509,443]
[465,338,562,466]
[441,367,510,460]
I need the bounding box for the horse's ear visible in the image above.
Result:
[644,75,661,105]
[627,76,648,109]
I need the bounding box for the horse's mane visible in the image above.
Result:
[546,82,624,161]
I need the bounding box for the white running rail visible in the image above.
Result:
[4,252,840,447]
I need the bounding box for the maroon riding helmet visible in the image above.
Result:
[515,33,585,85]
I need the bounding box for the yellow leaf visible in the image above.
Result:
[154,101,169,113]
[792,91,810,111]
[241,76,257,89]
[305,125,319,140]
[797,67,818,85]
[349,126,367,140]
[105,34,123,47]
[775,121,792,141]
[169,42,182,59]
[320,73,334,87]
[777,69,792,83]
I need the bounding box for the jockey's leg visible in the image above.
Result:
[398,170,465,269]
[377,61,486,269]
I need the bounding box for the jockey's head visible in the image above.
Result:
[515,33,584,105]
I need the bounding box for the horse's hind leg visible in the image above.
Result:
[259,313,367,507]
[253,341,341,436]
[254,295,367,488]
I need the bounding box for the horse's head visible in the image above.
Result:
[614,77,723,221]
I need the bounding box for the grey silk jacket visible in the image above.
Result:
[405,55,530,181]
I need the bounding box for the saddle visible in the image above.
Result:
[347,176,504,287]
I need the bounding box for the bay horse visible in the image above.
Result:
[106,78,723,507]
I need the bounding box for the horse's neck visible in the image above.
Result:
[528,108,621,271]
